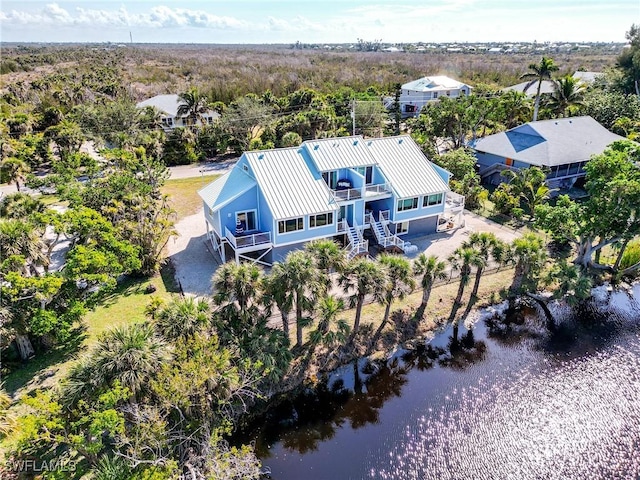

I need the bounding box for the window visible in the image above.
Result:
[396,222,409,235]
[236,211,257,232]
[354,166,373,184]
[423,193,443,207]
[397,197,419,212]
[322,171,338,189]
[433,92,438,99]
[310,212,333,228]
[278,217,304,234]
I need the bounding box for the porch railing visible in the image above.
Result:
[364,183,392,196]
[337,219,347,233]
[444,191,465,210]
[332,187,362,201]
[379,210,390,223]
[225,227,272,249]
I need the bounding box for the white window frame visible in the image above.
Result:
[396,222,409,235]
[423,193,443,207]
[397,197,419,212]
[278,217,304,234]
[309,212,334,229]
[236,210,258,232]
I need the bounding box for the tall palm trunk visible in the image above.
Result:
[281,310,290,344]
[418,280,434,317]
[295,295,303,349]
[374,300,393,339]
[470,266,483,299]
[533,80,543,121]
[352,295,365,336]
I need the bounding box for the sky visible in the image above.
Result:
[1,0,639,44]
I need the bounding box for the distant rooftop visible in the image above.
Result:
[402,75,470,92]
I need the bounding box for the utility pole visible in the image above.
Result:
[351,100,356,136]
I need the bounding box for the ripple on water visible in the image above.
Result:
[375,331,640,480]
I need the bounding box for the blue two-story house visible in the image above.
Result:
[198,135,465,265]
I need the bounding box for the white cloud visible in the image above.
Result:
[0,3,250,30]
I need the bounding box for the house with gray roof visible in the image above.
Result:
[136,94,219,131]
[502,79,556,97]
[471,116,625,188]
[198,135,464,265]
[399,75,472,117]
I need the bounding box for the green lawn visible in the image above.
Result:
[3,272,175,397]
[161,175,220,221]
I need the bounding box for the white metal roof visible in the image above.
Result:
[402,75,470,92]
[502,80,555,97]
[197,167,256,210]
[245,148,338,220]
[304,136,376,171]
[365,136,450,198]
[136,94,220,119]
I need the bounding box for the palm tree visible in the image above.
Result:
[448,246,483,341]
[263,266,293,342]
[462,232,505,300]
[498,90,533,129]
[339,257,387,337]
[177,87,210,127]
[502,166,553,218]
[520,56,559,121]
[277,251,322,350]
[549,75,586,117]
[375,254,414,337]
[508,233,548,310]
[153,297,210,341]
[212,262,263,315]
[63,323,171,404]
[304,239,346,289]
[413,253,448,319]
[309,295,350,350]
[0,219,48,275]
[0,157,30,192]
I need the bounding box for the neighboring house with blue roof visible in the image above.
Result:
[471,116,625,188]
[399,75,472,117]
[198,135,465,265]
[136,94,219,131]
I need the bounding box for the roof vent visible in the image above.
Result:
[314,145,320,150]
[333,142,339,148]
[398,138,403,144]
[353,140,358,146]
[258,154,264,160]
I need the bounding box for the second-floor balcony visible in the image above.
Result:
[331,183,392,203]
[225,227,272,251]
[444,191,465,211]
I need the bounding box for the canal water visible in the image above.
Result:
[244,284,640,480]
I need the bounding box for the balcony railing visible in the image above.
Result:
[225,227,272,249]
[331,187,362,201]
[337,219,347,233]
[364,183,392,197]
[444,191,465,210]
[379,210,390,223]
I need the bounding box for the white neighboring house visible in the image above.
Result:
[502,80,556,97]
[136,94,220,131]
[399,75,472,117]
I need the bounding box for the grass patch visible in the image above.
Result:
[161,175,220,220]
[3,274,174,398]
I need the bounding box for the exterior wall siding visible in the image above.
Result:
[218,187,259,234]
[397,215,439,237]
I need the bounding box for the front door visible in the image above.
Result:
[338,204,354,225]
[236,211,257,233]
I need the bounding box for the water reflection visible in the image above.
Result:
[247,285,640,480]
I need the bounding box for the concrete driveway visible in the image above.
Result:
[404,211,522,262]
